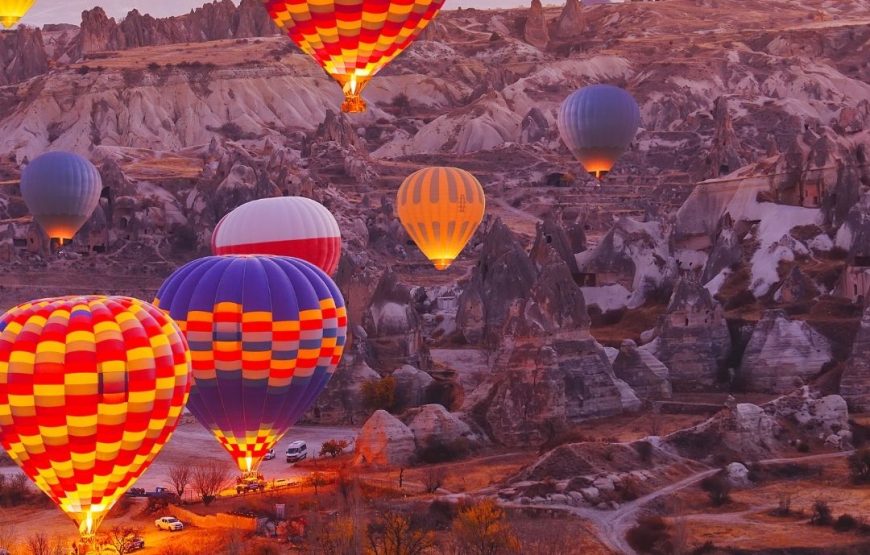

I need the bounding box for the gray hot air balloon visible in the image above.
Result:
[20,152,102,241]
[558,84,641,180]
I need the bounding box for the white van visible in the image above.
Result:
[285,441,308,463]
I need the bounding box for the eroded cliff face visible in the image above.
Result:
[79,0,278,55]
[0,0,868,436]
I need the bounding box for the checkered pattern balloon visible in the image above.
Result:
[0,296,191,537]
[154,256,347,473]
[264,0,446,112]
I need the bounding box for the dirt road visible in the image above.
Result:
[506,450,855,555]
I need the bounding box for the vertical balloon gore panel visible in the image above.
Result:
[0,296,192,538]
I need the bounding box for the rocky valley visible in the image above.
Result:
[0,0,869,553]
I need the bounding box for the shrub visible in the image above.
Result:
[796,441,811,453]
[834,514,857,532]
[366,511,434,555]
[361,376,396,411]
[700,472,731,507]
[319,439,350,458]
[810,500,832,526]
[451,499,520,555]
[423,467,446,494]
[626,516,672,554]
[635,441,654,463]
[848,448,870,484]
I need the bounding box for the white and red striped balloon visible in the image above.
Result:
[211,197,342,275]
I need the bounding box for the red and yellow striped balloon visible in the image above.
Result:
[265,0,446,112]
[0,296,191,539]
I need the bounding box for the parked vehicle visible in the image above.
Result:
[286,441,308,463]
[263,448,275,461]
[124,536,145,551]
[155,516,184,531]
[127,486,176,501]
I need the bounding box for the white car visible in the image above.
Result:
[155,516,184,531]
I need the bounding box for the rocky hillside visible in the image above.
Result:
[0,0,869,445]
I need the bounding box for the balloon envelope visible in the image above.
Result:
[20,151,102,241]
[397,167,486,270]
[211,197,342,275]
[264,0,446,112]
[558,84,641,180]
[154,255,347,473]
[0,296,191,538]
[0,0,35,28]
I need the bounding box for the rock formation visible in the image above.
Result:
[362,271,429,372]
[0,26,49,86]
[523,0,550,49]
[355,410,416,467]
[841,305,870,410]
[738,310,831,393]
[550,0,584,40]
[666,388,851,461]
[612,340,672,400]
[406,404,474,448]
[474,335,625,446]
[529,215,580,277]
[466,241,625,446]
[79,0,278,55]
[574,218,675,308]
[706,97,749,178]
[700,215,741,283]
[652,278,731,391]
[312,338,380,425]
[773,266,820,304]
[520,107,550,144]
[456,219,538,347]
[392,365,434,411]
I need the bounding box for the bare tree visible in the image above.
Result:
[168,462,192,500]
[25,533,63,555]
[423,467,446,494]
[0,525,16,553]
[100,526,139,555]
[366,511,434,555]
[191,461,232,505]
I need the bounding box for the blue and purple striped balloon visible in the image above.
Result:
[154,255,347,472]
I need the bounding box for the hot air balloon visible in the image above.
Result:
[211,197,342,275]
[0,0,35,28]
[396,167,486,271]
[558,84,641,180]
[20,151,102,242]
[264,0,446,113]
[0,296,191,540]
[154,255,347,474]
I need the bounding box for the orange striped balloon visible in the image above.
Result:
[397,167,486,270]
[0,296,191,539]
[265,0,446,112]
